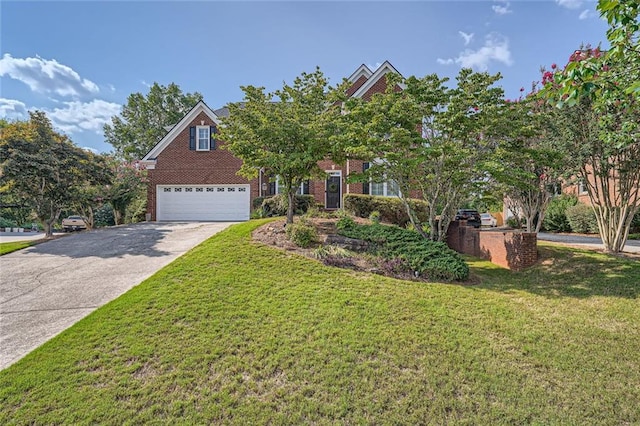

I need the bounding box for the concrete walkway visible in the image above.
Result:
[0,222,235,370]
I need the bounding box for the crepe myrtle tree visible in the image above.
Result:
[340,69,504,241]
[540,0,640,252]
[486,88,566,233]
[219,67,344,224]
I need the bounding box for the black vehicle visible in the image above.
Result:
[455,209,482,228]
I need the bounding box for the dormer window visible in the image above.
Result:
[196,126,210,151]
[189,125,217,151]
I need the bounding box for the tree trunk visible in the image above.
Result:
[286,190,295,224]
[42,208,60,239]
[400,197,428,240]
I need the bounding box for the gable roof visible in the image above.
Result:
[347,64,373,83]
[142,100,221,161]
[350,61,403,99]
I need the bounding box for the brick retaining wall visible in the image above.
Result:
[447,221,538,271]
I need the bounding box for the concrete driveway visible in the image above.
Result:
[0,221,235,370]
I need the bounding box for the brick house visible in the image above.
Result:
[141,61,403,221]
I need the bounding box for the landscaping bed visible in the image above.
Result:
[252,216,469,282]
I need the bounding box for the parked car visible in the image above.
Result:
[480,212,498,227]
[62,215,88,232]
[455,209,481,228]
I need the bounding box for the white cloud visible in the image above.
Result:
[0,98,28,120]
[579,8,595,19]
[436,58,455,65]
[437,33,513,71]
[43,99,121,134]
[492,0,512,15]
[556,0,583,10]
[0,54,99,98]
[458,31,474,46]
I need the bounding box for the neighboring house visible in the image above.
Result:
[141,61,403,221]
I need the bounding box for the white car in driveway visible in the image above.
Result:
[480,213,498,227]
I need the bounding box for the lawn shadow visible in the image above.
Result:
[23,223,172,259]
[466,243,640,299]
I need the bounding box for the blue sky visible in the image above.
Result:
[1,0,608,154]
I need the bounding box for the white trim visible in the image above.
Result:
[274,176,307,195]
[142,100,222,161]
[350,61,403,99]
[325,170,342,209]
[370,179,399,197]
[347,64,373,83]
[196,125,210,151]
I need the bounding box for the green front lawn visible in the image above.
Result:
[1,220,639,424]
[0,241,34,256]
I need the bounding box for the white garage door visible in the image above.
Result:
[156,185,250,221]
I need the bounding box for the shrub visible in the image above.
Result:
[312,245,351,260]
[94,204,115,227]
[252,196,266,210]
[125,195,147,223]
[543,195,577,232]
[0,216,18,229]
[285,219,318,248]
[369,210,381,224]
[304,206,332,219]
[343,194,428,227]
[336,215,356,232]
[337,221,469,281]
[506,217,522,229]
[261,194,317,217]
[566,203,599,234]
[631,211,640,234]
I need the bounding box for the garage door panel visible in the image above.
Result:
[157,185,249,221]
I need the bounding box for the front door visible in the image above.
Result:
[326,173,341,209]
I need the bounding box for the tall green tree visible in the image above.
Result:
[341,69,504,241]
[219,68,343,224]
[104,159,148,225]
[486,93,565,233]
[104,82,202,161]
[0,112,111,237]
[540,0,640,252]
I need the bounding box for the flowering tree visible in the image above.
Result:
[540,0,640,252]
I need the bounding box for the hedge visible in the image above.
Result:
[343,194,429,227]
[258,194,317,217]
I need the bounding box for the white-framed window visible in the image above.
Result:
[274,177,308,195]
[371,181,384,196]
[196,126,210,151]
[370,179,399,197]
[578,180,587,194]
